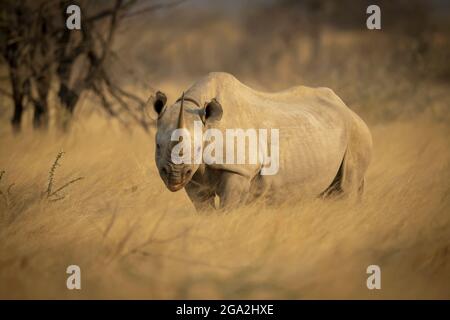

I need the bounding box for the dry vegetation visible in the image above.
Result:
[1,1,450,299]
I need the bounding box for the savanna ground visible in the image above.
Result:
[1,1,450,299]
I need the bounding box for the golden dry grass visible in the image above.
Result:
[1,6,450,298]
[0,107,449,299]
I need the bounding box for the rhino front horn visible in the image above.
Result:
[177,92,185,129]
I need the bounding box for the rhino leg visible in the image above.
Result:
[217,172,251,210]
[321,145,370,200]
[339,150,360,196]
[185,182,216,213]
[321,147,366,200]
[338,121,372,199]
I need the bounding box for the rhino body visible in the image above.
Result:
[151,72,372,211]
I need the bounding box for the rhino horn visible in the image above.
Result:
[177,92,185,129]
[171,92,186,157]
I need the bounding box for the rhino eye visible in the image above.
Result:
[156,143,161,152]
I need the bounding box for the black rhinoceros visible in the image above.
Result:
[147,72,372,211]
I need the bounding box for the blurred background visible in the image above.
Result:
[1,0,449,132]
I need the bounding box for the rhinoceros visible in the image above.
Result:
[147,72,372,211]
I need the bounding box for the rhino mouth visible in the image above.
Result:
[167,181,187,192]
[165,168,193,192]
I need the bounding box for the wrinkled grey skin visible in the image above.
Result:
[148,72,372,212]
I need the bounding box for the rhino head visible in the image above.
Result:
[147,91,223,192]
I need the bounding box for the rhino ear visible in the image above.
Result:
[145,91,167,120]
[202,98,223,124]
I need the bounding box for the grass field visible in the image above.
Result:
[0,105,449,299]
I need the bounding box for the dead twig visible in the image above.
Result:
[49,177,84,198]
[45,152,83,202]
[46,151,64,198]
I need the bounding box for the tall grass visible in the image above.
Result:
[0,111,449,298]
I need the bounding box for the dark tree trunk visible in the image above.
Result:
[7,56,25,132]
[32,72,51,129]
[11,93,24,132]
[58,81,80,114]
[32,102,47,128]
[2,3,25,132]
[55,22,82,118]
